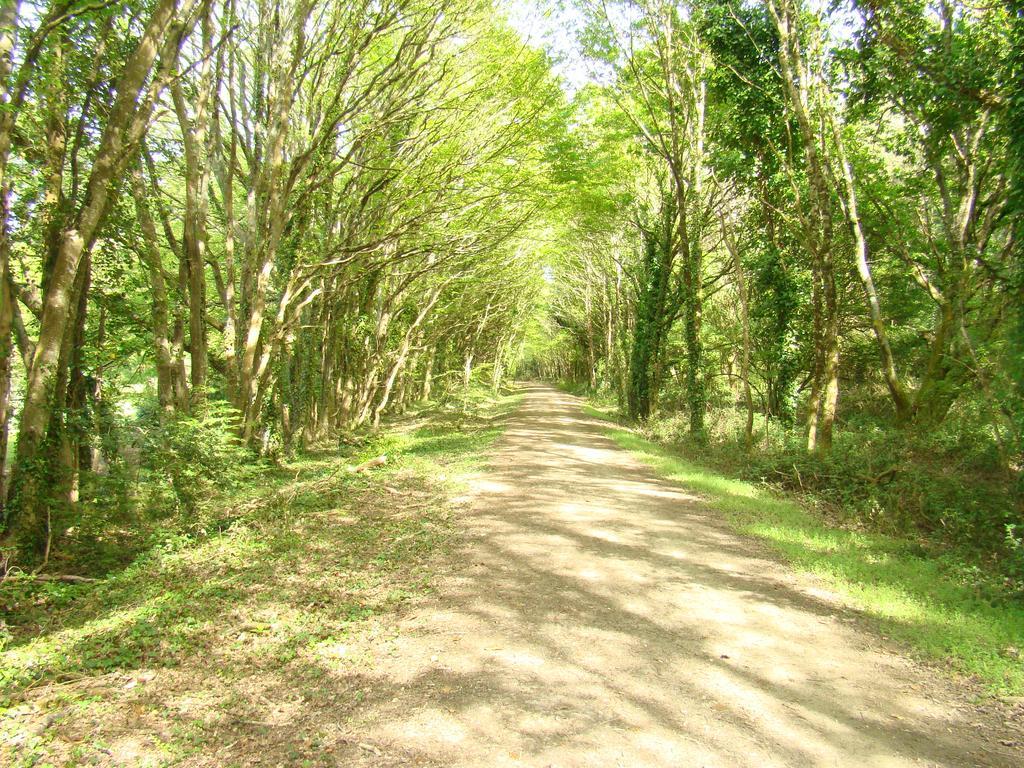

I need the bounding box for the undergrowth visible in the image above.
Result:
[0,387,519,766]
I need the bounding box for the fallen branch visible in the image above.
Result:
[32,573,96,585]
[350,455,388,474]
[866,466,899,485]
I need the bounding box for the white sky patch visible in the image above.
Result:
[501,0,863,96]
[502,0,593,95]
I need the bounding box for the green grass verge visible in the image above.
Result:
[584,405,1024,697]
[0,388,520,766]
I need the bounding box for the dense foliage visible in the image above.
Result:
[0,0,1019,584]
[526,0,1022,578]
[0,0,563,567]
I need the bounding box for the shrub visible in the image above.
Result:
[139,400,255,516]
[641,402,1024,593]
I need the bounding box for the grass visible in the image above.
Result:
[0,387,520,767]
[582,404,1024,698]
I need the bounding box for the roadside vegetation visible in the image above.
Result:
[582,400,1024,697]
[0,388,518,767]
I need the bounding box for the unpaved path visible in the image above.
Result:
[344,384,1022,767]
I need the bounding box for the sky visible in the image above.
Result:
[501,0,864,96]
[502,0,593,95]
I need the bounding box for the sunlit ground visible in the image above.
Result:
[2,385,1020,767]
[0,389,520,767]
[587,405,1024,697]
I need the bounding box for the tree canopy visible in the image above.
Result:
[0,0,1020,576]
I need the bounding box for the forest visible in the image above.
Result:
[0,0,1022,762]
[524,0,1024,589]
[0,0,1016,588]
[0,0,563,567]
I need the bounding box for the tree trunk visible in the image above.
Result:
[720,212,754,448]
[422,346,436,401]
[373,287,442,425]
[170,4,214,402]
[6,0,198,556]
[767,0,840,453]
[0,192,12,510]
[827,106,911,421]
[133,171,177,417]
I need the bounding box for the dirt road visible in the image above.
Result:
[345,384,1022,767]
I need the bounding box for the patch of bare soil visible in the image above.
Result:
[339,384,1024,767]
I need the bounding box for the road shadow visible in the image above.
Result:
[347,383,1022,767]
